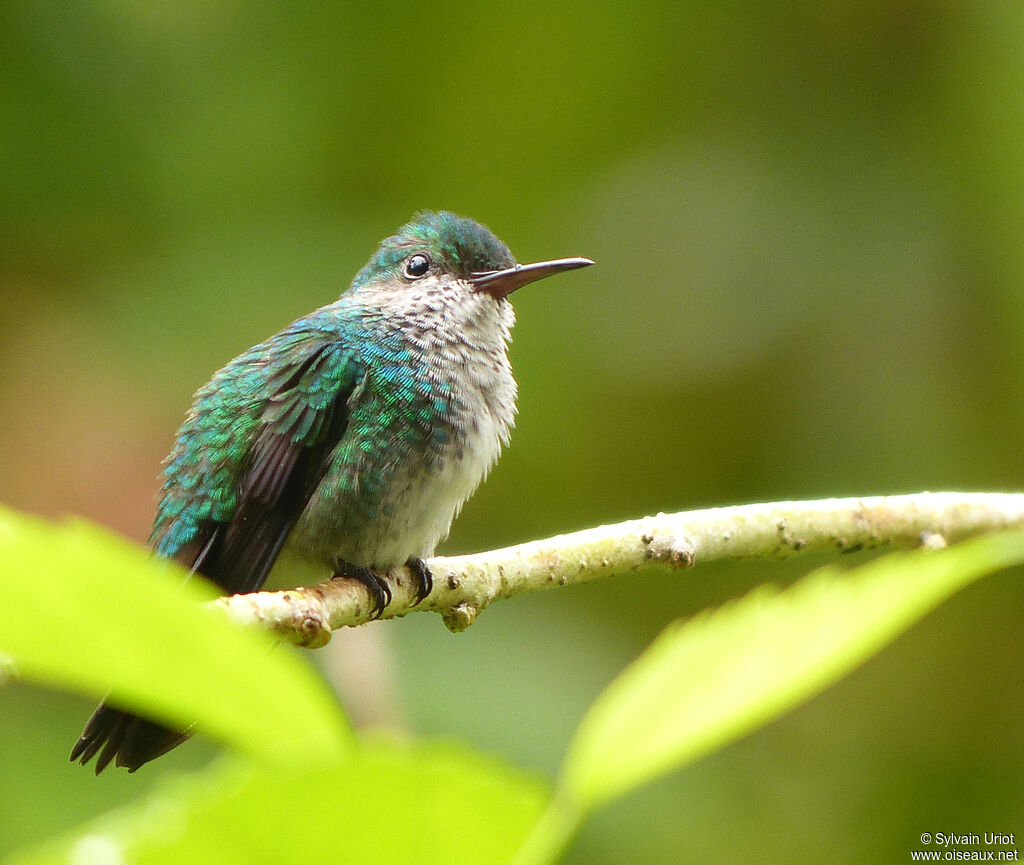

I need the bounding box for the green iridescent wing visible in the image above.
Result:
[150,324,361,594]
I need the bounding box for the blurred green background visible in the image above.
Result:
[2,1,1023,861]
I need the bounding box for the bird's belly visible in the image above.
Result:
[286,410,505,570]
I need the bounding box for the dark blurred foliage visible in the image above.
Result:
[2,2,1023,861]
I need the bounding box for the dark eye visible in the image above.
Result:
[403,253,430,279]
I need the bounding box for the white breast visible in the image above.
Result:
[356,295,517,566]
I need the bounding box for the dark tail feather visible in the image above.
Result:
[71,539,210,774]
[70,700,193,774]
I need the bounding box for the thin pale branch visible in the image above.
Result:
[213,492,1024,647]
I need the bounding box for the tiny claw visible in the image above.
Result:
[406,558,433,606]
[335,562,392,619]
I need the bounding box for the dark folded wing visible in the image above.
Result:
[151,328,361,593]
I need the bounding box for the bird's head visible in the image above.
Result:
[349,211,592,309]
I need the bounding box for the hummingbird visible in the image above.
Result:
[70,210,593,773]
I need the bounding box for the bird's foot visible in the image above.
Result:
[334,562,392,619]
[332,559,432,618]
[406,557,433,606]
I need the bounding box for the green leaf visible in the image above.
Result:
[562,530,1024,809]
[0,506,351,767]
[6,739,549,865]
